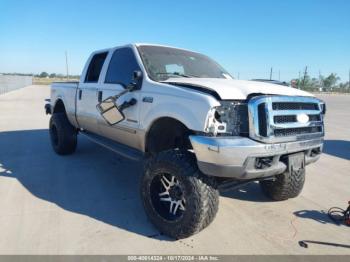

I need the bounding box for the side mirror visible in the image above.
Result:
[133,70,143,81]
[96,97,125,125]
[129,70,143,90]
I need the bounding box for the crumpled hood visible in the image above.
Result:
[163,78,313,100]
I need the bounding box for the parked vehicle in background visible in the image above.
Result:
[46,44,326,239]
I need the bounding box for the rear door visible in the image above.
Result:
[76,52,108,134]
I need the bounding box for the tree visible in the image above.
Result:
[291,72,348,92]
[291,74,318,90]
[39,72,49,78]
[321,73,340,90]
[49,73,56,78]
[338,82,350,92]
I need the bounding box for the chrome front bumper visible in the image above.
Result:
[189,136,323,179]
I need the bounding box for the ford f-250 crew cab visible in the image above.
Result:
[46,44,325,239]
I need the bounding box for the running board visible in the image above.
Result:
[80,131,143,161]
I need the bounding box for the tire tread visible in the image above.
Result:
[49,113,77,155]
[141,149,219,239]
[260,167,305,201]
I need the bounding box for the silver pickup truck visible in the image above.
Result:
[46,43,325,239]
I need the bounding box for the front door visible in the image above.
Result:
[98,47,142,150]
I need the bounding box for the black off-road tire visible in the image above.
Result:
[259,167,305,201]
[141,149,219,239]
[49,113,77,155]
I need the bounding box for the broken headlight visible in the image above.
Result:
[205,101,249,136]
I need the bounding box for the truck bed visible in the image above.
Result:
[50,81,79,127]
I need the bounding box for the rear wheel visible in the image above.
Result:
[49,113,77,155]
[260,166,305,201]
[141,149,219,239]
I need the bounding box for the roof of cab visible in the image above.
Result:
[92,43,197,54]
[134,43,198,53]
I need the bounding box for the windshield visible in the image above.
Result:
[137,45,232,82]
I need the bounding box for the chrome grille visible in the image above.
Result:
[274,114,321,124]
[248,96,324,143]
[272,102,319,111]
[274,126,322,137]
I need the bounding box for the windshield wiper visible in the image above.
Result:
[156,72,200,78]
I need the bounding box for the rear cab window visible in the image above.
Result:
[85,52,108,83]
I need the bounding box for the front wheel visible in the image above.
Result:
[141,149,219,239]
[260,166,305,201]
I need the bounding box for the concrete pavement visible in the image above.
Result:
[0,86,349,254]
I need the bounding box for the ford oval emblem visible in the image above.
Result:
[297,113,309,124]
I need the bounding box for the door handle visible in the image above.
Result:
[97,91,103,102]
[78,89,82,100]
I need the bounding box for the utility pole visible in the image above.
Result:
[65,51,69,80]
[348,68,350,89]
[302,66,308,89]
[269,67,273,80]
[278,70,280,81]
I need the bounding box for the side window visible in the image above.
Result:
[85,52,108,83]
[105,48,140,86]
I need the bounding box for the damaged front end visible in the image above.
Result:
[205,101,249,137]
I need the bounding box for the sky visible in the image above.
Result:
[0,0,349,81]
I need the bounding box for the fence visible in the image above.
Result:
[0,75,33,95]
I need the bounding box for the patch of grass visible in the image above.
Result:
[33,77,79,85]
